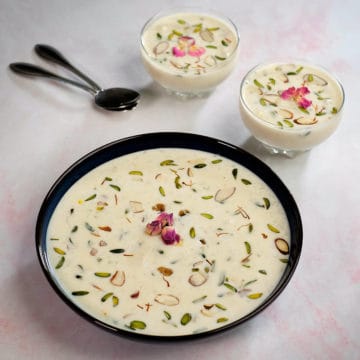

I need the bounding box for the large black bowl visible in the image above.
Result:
[36,132,302,341]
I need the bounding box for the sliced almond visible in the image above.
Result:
[157,266,173,277]
[154,294,180,306]
[215,187,236,203]
[278,108,294,119]
[110,270,125,286]
[200,29,214,42]
[294,117,318,125]
[204,55,216,67]
[303,73,328,86]
[280,73,289,83]
[153,41,169,55]
[188,272,208,286]
[200,309,214,317]
[129,201,144,213]
[275,238,290,255]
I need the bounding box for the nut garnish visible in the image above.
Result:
[154,294,180,306]
[215,187,236,203]
[110,270,125,286]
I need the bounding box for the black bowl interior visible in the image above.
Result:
[36,132,302,341]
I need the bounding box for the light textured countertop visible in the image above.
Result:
[1,0,359,359]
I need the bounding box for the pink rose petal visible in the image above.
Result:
[188,46,206,57]
[172,47,185,57]
[161,226,180,245]
[145,220,162,235]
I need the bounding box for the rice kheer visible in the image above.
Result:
[47,148,291,336]
[240,61,344,153]
[141,10,239,96]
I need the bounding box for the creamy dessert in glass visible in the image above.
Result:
[239,61,345,156]
[140,8,239,98]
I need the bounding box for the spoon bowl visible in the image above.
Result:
[9,45,140,111]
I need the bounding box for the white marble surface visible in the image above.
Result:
[1,0,359,359]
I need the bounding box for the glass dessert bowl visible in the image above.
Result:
[140,8,239,98]
[239,60,345,157]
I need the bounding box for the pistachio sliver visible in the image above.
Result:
[201,213,214,219]
[95,272,111,278]
[130,320,146,330]
[247,292,263,299]
[180,313,192,326]
[55,256,65,269]
[101,292,113,302]
[267,224,280,233]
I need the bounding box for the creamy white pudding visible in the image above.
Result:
[47,148,290,336]
[239,61,344,155]
[141,9,239,96]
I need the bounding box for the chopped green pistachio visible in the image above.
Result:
[259,269,267,275]
[211,159,222,164]
[174,176,182,189]
[109,184,121,191]
[160,159,176,166]
[217,317,229,323]
[254,79,264,88]
[201,213,214,219]
[101,292,113,302]
[109,248,125,254]
[267,224,280,233]
[284,119,294,127]
[247,293,263,299]
[244,241,251,255]
[129,170,143,176]
[130,320,147,330]
[177,19,186,24]
[241,178,252,185]
[53,247,66,255]
[201,195,213,200]
[180,313,192,326]
[95,272,111,277]
[192,295,207,304]
[206,45,217,49]
[194,163,207,168]
[164,311,171,320]
[85,194,96,201]
[156,32,162,39]
[215,303,227,311]
[55,256,65,269]
[215,55,226,61]
[232,168,238,179]
[112,295,119,307]
[159,186,166,196]
[190,227,196,238]
[72,291,89,296]
[223,283,237,292]
[331,107,338,114]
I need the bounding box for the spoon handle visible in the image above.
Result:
[34,44,102,91]
[9,62,96,94]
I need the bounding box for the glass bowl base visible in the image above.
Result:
[261,142,308,158]
[164,87,213,100]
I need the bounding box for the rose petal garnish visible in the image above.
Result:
[161,226,180,245]
[172,47,186,57]
[156,212,174,227]
[145,220,162,235]
[188,46,205,57]
[281,86,312,109]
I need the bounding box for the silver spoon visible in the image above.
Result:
[9,48,139,111]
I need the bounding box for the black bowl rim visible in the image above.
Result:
[35,131,302,342]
